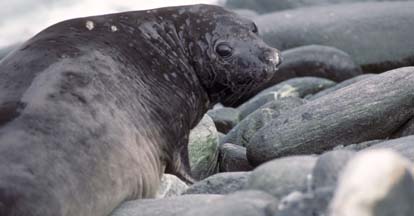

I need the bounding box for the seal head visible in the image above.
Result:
[182,5,281,106]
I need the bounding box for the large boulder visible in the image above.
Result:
[248,67,414,165]
[255,2,414,73]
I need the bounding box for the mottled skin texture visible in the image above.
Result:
[0,4,280,216]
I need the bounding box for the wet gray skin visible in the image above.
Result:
[0,4,280,216]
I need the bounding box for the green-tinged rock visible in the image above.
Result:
[189,114,220,180]
[222,97,305,147]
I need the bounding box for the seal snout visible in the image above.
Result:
[257,48,282,81]
[261,48,282,67]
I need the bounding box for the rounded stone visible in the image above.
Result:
[183,172,250,195]
[207,107,240,134]
[246,156,317,199]
[222,97,305,147]
[189,114,220,180]
[155,174,188,198]
[312,150,356,189]
[219,143,253,172]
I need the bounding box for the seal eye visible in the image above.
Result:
[252,23,259,34]
[216,43,233,58]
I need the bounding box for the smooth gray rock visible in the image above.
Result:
[366,135,414,162]
[268,45,362,86]
[189,114,220,180]
[255,2,414,73]
[223,97,305,147]
[312,150,356,189]
[207,107,240,134]
[309,74,375,100]
[329,149,414,216]
[156,174,188,198]
[219,143,253,172]
[182,190,278,216]
[248,67,414,165]
[225,0,413,14]
[276,187,334,216]
[238,77,333,119]
[184,172,250,195]
[111,194,222,216]
[246,156,317,199]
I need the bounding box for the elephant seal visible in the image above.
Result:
[0,4,280,216]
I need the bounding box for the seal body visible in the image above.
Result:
[0,4,280,216]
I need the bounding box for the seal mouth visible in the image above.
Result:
[261,48,282,67]
[267,51,282,67]
[258,49,282,82]
[258,64,279,82]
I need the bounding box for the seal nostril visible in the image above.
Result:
[275,51,282,66]
[262,49,282,66]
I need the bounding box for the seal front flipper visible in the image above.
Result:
[165,143,196,184]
